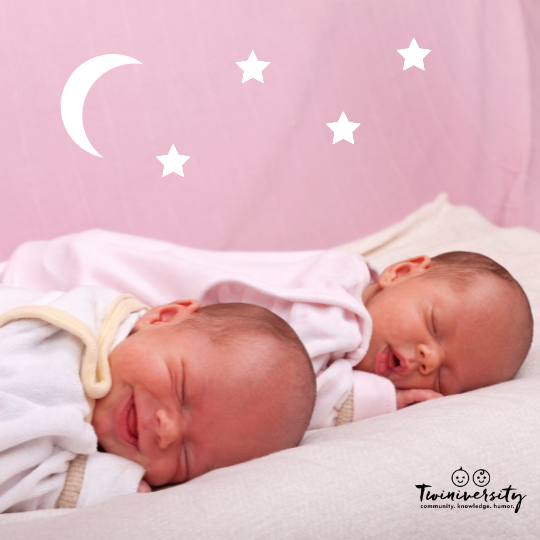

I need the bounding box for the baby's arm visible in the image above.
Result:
[76,452,146,508]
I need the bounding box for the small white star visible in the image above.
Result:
[156,145,190,177]
[326,112,360,144]
[397,38,431,70]
[236,51,270,83]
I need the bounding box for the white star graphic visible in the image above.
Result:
[326,112,360,144]
[156,145,190,177]
[236,51,270,83]
[397,38,431,70]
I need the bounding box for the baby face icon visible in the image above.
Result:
[451,467,469,487]
[473,469,490,487]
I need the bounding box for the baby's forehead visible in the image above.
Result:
[421,270,505,295]
[430,275,525,334]
[418,273,523,323]
[196,330,281,370]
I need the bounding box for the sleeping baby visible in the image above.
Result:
[0,230,533,431]
[0,285,316,513]
[356,250,533,406]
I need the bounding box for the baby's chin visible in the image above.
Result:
[136,454,180,487]
[143,467,175,487]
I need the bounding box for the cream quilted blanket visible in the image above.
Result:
[1,194,538,539]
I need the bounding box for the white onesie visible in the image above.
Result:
[0,229,397,430]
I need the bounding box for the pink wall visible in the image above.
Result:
[0,0,538,260]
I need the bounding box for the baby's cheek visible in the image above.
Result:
[354,350,376,373]
[91,398,113,444]
[143,454,179,487]
[90,405,103,440]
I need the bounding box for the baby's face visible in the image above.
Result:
[92,301,287,486]
[358,256,517,395]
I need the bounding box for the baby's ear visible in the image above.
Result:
[158,299,201,323]
[133,299,200,330]
[379,255,431,286]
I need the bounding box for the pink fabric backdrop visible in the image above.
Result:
[0,0,538,261]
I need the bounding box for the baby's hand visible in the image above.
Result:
[137,480,152,493]
[396,388,444,410]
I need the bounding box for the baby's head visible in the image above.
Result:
[359,251,533,396]
[92,301,315,487]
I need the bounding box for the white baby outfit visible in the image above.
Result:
[0,230,397,430]
[0,284,148,513]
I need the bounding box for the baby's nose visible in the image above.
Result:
[416,344,439,374]
[155,408,181,450]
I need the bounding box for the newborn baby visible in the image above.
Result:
[0,286,315,513]
[93,300,315,490]
[0,230,534,428]
[356,251,533,407]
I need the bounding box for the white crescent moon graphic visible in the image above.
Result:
[61,54,142,158]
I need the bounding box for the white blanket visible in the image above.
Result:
[0,240,396,429]
[0,285,146,512]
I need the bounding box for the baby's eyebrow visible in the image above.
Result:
[427,306,437,337]
[175,363,184,405]
[181,360,186,404]
[170,363,184,406]
[432,307,446,344]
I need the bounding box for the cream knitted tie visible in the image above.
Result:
[335,389,354,426]
[0,293,148,509]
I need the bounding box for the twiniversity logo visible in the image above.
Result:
[416,468,526,514]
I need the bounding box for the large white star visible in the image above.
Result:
[156,145,190,177]
[236,51,270,83]
[327,112,360,144]
[397,38,431,70]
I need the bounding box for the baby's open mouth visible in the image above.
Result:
[375,345,403,377]
[118,395,139,448]
[388,348,400,369]
[388,347,409,374]
[128,400,139,440]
